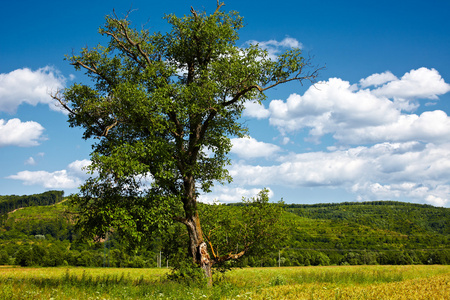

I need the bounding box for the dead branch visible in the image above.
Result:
[190,6,198,19]
[50,90,76,115]
[214,1,225,15]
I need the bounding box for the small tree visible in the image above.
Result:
[53,2,318,283]
[199,189,287,269]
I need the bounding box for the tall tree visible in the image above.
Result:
[53,2,319,282]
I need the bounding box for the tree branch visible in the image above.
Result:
[173,215,188,225]
[190,6,198,19]
[205,235,218,259]
[223,68,321,107]
[111,11,152,67]
[102,30,146,68]
[214,1,225,15]
[71,58,116,87]
[51,90,76,115]
[222,84,262,107]
[102,118,118,137]
[50,91,118,138]
[214,247,248,264]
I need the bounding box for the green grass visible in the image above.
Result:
[0,265,449,299]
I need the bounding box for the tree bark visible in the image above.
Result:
[184,212,213,285]
[182,173,213,285]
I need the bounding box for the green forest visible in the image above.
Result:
[0,191,448,268]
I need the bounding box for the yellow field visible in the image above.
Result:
[0,265,448,299]
[249,273,449,299]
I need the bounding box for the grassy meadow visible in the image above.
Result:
[0,265,449,299]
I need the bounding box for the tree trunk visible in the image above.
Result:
[185,212,213,285]
[182,170,212,284]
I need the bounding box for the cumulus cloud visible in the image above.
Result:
[372,68,450,99]
[0,67,67,113]
[243,101,270,119]
[229,149,367,187]
[231,137,281,159]
[352,182,450,207]
[8,170,81,189]
[269,78,400,136]
[8,159,91,189]
[199,186,273,203]
[227,141,450,207]
[359,71,398,88]
[334,110,450,145]
[0,118,46,147]
[266,68,450,146]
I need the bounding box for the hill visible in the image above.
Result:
[0,190,64,215]
[0,192,448,267]
[280,201,449,266]
[286,201,448,235]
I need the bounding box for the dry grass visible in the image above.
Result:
[0,265,448,299]
[249,274,449,299]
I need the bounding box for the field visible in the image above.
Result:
[0,265,449,299]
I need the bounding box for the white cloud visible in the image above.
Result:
[281,137,290,145]
[229,149,367,187]
[359,71,398,88]
[372,67,450,99]
[8,170,81,189]
[265,68,450,146]
[352,182,449,207]
[243,101,270,119]
[0,67,67,113]
[0,118,46,147]
[67,159,92,178]
[426,194,448,207]
[25,157,36,165]
[199,186,273,203]
[7,159,91,189]
[246,37,302,60]
[334,110,450,145]
[269,78,399,136]
[24,152,45,165]
[227,141,450,207]
[231,137,281,159]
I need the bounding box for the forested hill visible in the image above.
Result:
[285,201,449,236]
[0,191,64,215]
[0,194,448,267]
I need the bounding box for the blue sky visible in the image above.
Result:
[1,0,450,207]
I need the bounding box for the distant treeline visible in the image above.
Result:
[285,200,436,208]
[0,193,449,268]
[0,191,64,215]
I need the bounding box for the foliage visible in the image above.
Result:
[0,191,64,215]
[0,195,449,268]
[1,201,74,241]
[52,3,318,279]
[166,257,208,286]
[285,201,449,255]
[286,201,449,235]
[199,189,287,269]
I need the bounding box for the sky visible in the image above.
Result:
[1,0,450,207]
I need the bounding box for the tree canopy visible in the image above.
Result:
[53,3,318,281]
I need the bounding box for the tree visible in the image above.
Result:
[53,2,318,283]
[199,189,287,269]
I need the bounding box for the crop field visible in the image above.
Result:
[0,265,449,299]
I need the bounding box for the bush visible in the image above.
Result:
[0,250,9,265]
[15,248,32,266]
[166,257,208,286]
